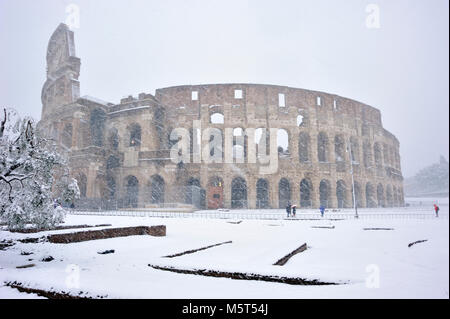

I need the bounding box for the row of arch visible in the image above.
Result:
[60,119,400,172]
[74,172,404,209]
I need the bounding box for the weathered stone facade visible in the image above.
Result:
[38,24,404,210]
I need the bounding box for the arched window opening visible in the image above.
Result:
[277,129,289,156]
[377,184,385,207]
[129,123,141,147]
[298,132,310,163]
[76,173,87,198]
[108,128,119,150]
[317,132,329,162]
[386,185,393,207]
[319,180,330,208]
[374,143,383,168]
[106,175,116,200]
[350,137,360,163]
[125,176,139,208]
[210,113,224,124]
[336,180,347,208]
[279,178,291,208]
[300,179,312,207]
[334,135,345,162]
[231,177,247,208]
[150,175,165,204]
[62,123,73,148]
[256,179,269,208]
[366,183,376,208]
[363,141,373,169]
[90,109,106,147]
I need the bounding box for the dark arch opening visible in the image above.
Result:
[377,184,385,207]
[336,180,347,208]
[256,179,269,208]
[300,178,312,208]
[150,175,165,204]
[231,177,247,208]
[279,178,291,208]
[125,176,139,208]
[319,180,330,208]
[366,183,376,208]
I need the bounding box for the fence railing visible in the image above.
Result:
[67,208,448,220]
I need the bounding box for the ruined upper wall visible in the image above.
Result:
[41,23,81,119]
[155,84,384,130]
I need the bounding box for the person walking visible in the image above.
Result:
[286,203,291,217]
[319,205,325,218]
[292,205,297,217]
[434,204,440,217]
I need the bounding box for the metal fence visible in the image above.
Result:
[67,208,448,220]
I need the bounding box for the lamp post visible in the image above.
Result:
[347,138,359,218]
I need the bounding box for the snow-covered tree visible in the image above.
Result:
[0,107,79,230]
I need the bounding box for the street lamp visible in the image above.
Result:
[347,138,359,219]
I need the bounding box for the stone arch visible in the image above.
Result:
[106,174,116,200]
[231,177,248,208]
[374,142,383,168]
[393,186,398,207]
[150,175,165,204]
[129,123,141,147]
[350,137,360,163]
[186,177,202,205]
[319,179,331,208]
[75,173,87,198]
[334,135,345,162]
[279,178,291,208]
[363,141,373,169]
[256,178,270,208]
[106,155,120,170]
[317,132,329,162]
[377,184,385,207]
[366,182,376,208]
[125,175,139,208]
[207,176,224,209]
[386,185,393,207]
[277,129,289,156]
[233,127,246,161]
[298,132,310,163]
[108,128,119,150]
[300,178,312,208]
[383,143,390,167]
[90,109,106,147]
[398,187,404,206]
[210,112,224,124]
[336,180,347,208]
[62,123,72,148]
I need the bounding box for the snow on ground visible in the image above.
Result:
[0,203,448,299]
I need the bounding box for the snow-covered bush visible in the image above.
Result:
[0,107,79,230]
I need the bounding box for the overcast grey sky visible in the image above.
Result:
[0,0,448,177]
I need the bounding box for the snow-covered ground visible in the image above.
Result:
[0,202,448,299]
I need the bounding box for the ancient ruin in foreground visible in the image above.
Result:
[39,23,404,210]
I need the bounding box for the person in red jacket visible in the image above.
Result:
[433,204,440,217]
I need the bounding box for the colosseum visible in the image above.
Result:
[38,24,404,211]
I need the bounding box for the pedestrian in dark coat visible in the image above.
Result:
[292,205,296,217]
[286,204,291,217]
